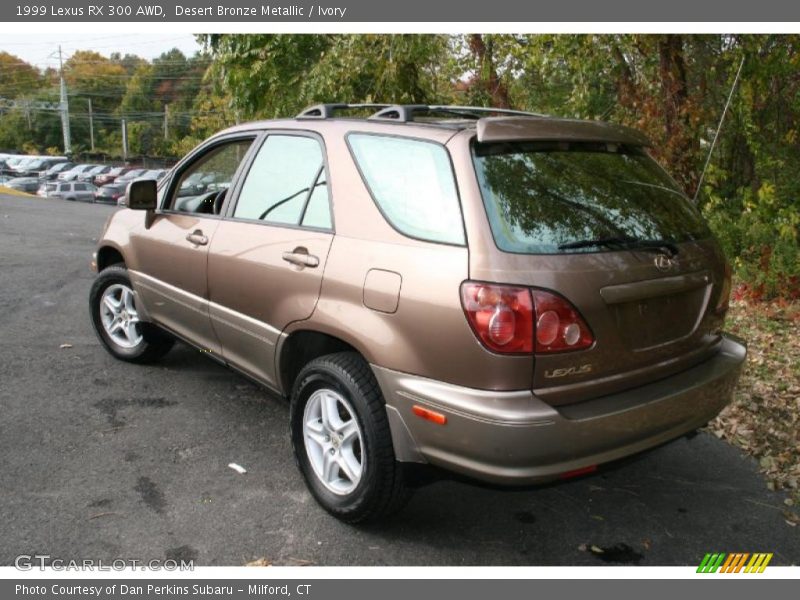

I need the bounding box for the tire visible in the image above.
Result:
[290,352,411,523]
[89,264,174,363]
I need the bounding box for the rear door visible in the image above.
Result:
[469,139,729,405]
[208,132,334,389]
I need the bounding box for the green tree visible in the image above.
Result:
[0,52,41,99]
[200,34,453,118]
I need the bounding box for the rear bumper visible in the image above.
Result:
[373,335,746,485]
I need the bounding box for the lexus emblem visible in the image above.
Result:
[654,254,678,271]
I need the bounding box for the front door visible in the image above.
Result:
[208,133,334,388]
[129,137,256,355]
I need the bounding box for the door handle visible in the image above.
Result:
[282,248,320,269]
[185,230,208,246]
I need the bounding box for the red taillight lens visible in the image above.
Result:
[716,262,732,314]
[460,282,534,353]
[461,283,594,354]
[532,290,594,353]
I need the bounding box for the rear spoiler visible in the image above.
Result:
[476,116,651,147]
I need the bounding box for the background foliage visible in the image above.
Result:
[1,34,797,298]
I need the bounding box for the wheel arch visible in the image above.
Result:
[96,244,125,271]
[277,329,368,396]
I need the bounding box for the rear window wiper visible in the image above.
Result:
[558,236,679,256]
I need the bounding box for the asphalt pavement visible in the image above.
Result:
[0,193,797,566]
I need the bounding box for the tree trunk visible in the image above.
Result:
[468,34,511,108]
[657,35,699,194]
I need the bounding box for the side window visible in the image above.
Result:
[233,135,331,229]
[348,134,464,245]
[74,183,87,191]
[168,139,253,214]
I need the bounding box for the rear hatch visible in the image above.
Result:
[469,124,729,406]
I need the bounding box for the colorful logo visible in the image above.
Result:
[697,552,773,573]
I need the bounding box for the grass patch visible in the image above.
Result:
[0,186,36,197]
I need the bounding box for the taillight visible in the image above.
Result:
[460,282,594,354]
[715,262,732,314]
[460,282,534,353]
[532,290,594,353]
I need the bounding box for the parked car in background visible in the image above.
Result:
[94,183,127,205]
[39,180,97,202]
[94,166,131,187]
[138,169,168,182]
[16,157,68,178]
[4,177,40,193]
[59,164,96,182]
[3,156,26,171]
[78,165,111,183]
[41,161,75,180]
[176,171,226,197]
[114,168,147,185]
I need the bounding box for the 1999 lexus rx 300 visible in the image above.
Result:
[89,104,746,522]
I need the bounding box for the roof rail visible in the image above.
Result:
[296,103,547,122]
[367,104,546,123]
[296,103,392,119]
[429,105,547,118]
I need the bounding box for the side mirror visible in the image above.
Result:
[126,179,157,210]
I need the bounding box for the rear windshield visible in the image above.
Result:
[472,141,710,254]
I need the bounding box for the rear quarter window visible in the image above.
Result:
[348,134,465,245]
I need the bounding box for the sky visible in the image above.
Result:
[0,34,202,68]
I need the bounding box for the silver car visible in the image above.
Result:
[39,181,97,202]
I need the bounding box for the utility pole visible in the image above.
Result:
[88,98,95,152]
[163,104,169,140]
[121,118,128,161]
[58,45,72,156]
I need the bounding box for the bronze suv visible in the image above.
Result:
[90,104,746,522]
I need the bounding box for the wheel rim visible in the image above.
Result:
[99,283,143,349]
[302,389,365,495]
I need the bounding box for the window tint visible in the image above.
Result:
[234,135,331,229]
[348,134,464,245]
[472,141,711,254]
[74,183,87,191]
[170,139,253,214]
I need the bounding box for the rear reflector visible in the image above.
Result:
[412,405,447,425]
[559,464,598,479]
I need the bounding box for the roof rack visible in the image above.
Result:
[370,105,546,122]
[295,103,546,123]
[296,103,392,119]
